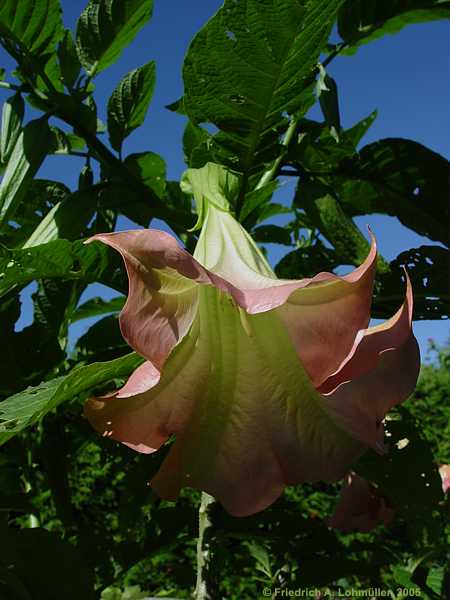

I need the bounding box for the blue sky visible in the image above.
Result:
[1,0,449,357]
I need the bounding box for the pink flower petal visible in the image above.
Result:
[87,229,377,389]
[318,276,420,450]
[277,233,377,386]
[328,472,395,533]
[319,272,414,394]
[85,291,366,516]
[439,464,450,494]
[84,226,419,516]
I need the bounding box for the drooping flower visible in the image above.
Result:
[84,163,420,517]
[327,472,395,533]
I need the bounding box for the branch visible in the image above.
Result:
[194,492,216,600]
[322,42,349,69]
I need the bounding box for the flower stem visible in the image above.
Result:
[255,115,300,191]
[194,492,215,600]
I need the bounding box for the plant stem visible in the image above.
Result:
[0,80,21,92]
[322,42,349,69]
[194,492,215,600]
[255,114,300,191]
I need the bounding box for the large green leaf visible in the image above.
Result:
[123,151,166,198]
[183,0,345,181]
[289,114,374,173]
[0,0,64,56]
[252,224,292,246]
[22,189,97,248]
[75,314,129,361]
[57,29,82,90]
[0,94,24,165]
[338,138,450,247]
[338,0,450,54]
[0,179,69,248]
[275,240,339,278]
[0,238,127,299]
[239,180,278,226]
[71,295,125,322]
[0,117,53,227]
[0,279,81,396]
[294,180,373,267]
[107,60,156,151]
[0,117,51,226]
[76,0,154,76]
[374,245,450,320]
[0,352,143,446]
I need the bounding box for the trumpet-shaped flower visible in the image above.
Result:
[327,472,395,533]
[85,163,420,517]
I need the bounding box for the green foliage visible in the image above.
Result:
[294,180,372,267]
[0,239,125,299]
[72,295,125,323]
[252,224,292,246]
[0,528,96,600]
[57,29,82,91]
[76,0,154,76]
[107,61,156,152]
[0,179,69,247]
[123,151,166,199]
[0,0,64,57]
[0,351,143,445]
[338,138,450,247]
[338,0,450,54]
[0,117,52,226]
[374,245,450,320]
[0,93,24,165]
[406,341,450,462]
[183,0,345,183]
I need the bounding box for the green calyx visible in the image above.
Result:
[180,162,240,231]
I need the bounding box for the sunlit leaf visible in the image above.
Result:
[239,180,278,224]
[294,180,373,267]
[0,239,126,299]
[107,60,156,151]
[183,0,346,182]
[0,93,24,165]
[0,352,143,445]
[71,295,125,323]
[22,189,96,248]
[0,117,52,227]
[57,29,81,90]
[0,0,64,57]
[76,0,154,76]
[124,151,166,199]
[0,179,69,248]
